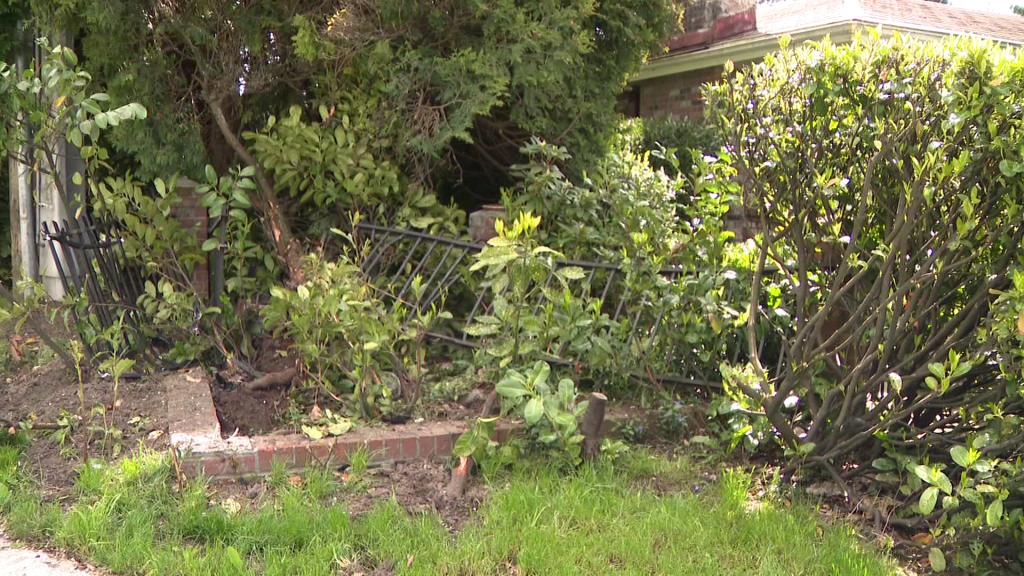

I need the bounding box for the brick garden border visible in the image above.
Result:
[165,368,512,479]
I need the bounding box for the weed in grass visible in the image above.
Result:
[347,443,370,478]
[268,459,289,490]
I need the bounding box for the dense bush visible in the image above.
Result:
[706,33,1024,569]
[619,116,722,179]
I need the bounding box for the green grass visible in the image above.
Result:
[0,442,897,575]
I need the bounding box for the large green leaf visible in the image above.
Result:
[496,376,529,398]
[919,486,938,515]
[524,398,543,424]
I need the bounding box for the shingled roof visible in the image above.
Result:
[637,0,1024,81]
[758,0,1024,45]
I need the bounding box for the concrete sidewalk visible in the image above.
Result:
[0,532,103,576]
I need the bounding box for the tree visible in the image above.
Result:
[20,0,677,283]
[296,0,679,188]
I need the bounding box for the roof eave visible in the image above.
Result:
[632,20,1015,83]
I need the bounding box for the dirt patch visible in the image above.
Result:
[1,353,168,499]
[210,378,288,437]
[209,364,484,439]
[348,459,487,531]
[209,458,486,532]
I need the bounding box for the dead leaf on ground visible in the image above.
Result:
[185,373,202,383]
[220,497,242,514]
[912,532,933,545]
[309,404,323,421]
[147,429,164,440]
[289,474,303,487]
[406,555,415,569]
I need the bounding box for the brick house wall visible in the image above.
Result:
[635,65,725,120]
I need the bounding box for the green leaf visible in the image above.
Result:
[929,548,946,572]
[886,372,902,394]
[453,431,475,457]
[913,465,932,483]
[205,165,217,184]
[224,546,245,573]
[201,238,220,251]
[71,172,83,186]
[950,446,971,468]
[919,486,938,514]
[529,361,550,390]
[934,472,952,495]
[558,378,575,407]
[327,420,352,436]
[232,189,252,208]
[496,377,529,398]
[872,458,897,471]
[555,266,585,281]
[524,398,543,424]
[113,358,135,377]
[987,498,1003,527]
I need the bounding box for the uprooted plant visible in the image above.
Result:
[706,33,1024,569]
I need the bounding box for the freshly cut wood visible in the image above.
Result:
[446,455,472,498]
[245,368,297,390]
[446,389,498,498]
[580,392,608,461]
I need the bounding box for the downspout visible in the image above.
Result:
[14,22,37,293]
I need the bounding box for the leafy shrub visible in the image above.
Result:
[705,33,1024,568]
[502,140,754,385]
[245,105,465,237]
[455,360,589,467]
[465,211,612,370]
[619,115,722,180]
[261,253,402,418]
[503,139,684,263]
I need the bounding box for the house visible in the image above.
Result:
[628,0,1024,121]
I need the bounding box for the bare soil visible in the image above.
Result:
[1,327,168,499]
[209,458,487,533]
[210,365,482,439]
[347,459,488,531]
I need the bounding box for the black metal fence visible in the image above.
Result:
[354,222,720,387]
[42,215,153,363]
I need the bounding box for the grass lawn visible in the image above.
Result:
[0,441,898,575]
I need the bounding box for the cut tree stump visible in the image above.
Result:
[445,390,498,498]
[580,392,608,461]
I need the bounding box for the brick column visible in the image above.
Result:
[169,177,209,299]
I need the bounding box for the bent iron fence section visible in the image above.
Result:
[354,222,720,388]
[42,216,154,364]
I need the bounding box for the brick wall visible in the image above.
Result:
[169,178,210,299]
[636,65,724,120]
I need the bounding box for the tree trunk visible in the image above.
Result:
[207,97,305,286]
